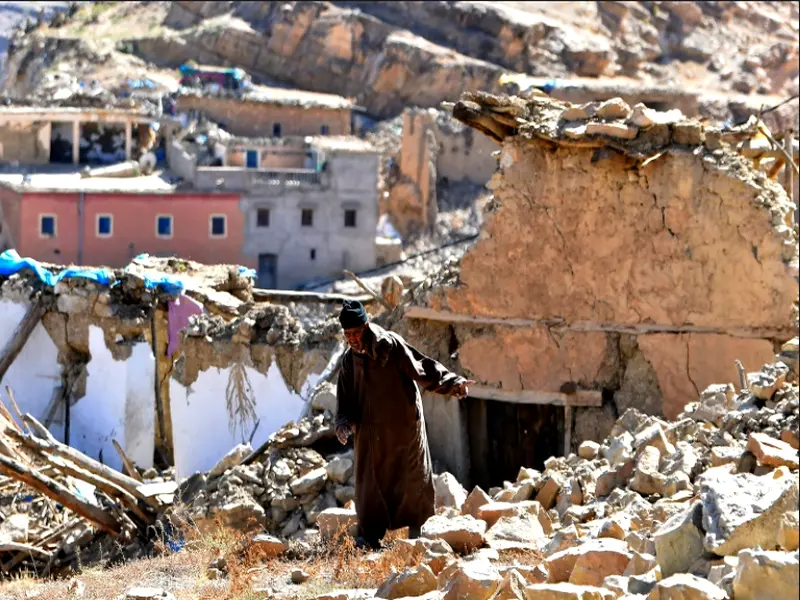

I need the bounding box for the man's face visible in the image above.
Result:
[343,324,368,353]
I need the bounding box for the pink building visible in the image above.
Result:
[0,173,250,268]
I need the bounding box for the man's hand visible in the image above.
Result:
[335,424,352,445]
[452,379,475,400]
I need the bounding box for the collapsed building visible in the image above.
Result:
[394,92,799,490]
[0,251,353,482]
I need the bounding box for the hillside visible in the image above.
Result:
[1,1,798,123]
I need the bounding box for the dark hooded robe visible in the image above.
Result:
[335,323,466,544]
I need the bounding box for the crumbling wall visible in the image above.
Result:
[0,120,50,164]
[408,93,799,460]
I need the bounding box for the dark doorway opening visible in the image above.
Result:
[466,398,564,490]
[257,253,278,289]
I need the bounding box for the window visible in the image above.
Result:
[301,208,313,227]
[156,215,173,238]
[96,214,113,238]
[272,123,282,137]
[320,124,329,135]
[344,209,357,228]
[210,215,227,238]
[40,215,56,238]
[310,248,316,261]
[256,208,270,228]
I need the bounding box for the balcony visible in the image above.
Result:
[194,167,324,192]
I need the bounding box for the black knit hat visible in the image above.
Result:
[339,299,368,329]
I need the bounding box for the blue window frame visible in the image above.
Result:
[97,214,112,237]
[156,215,173,238]
[40,215,56,237]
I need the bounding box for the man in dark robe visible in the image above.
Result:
[335,300,473,549]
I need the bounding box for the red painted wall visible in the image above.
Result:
[9,190,252,268]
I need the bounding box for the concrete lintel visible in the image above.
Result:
[469,385,602,407]
[404,306,794,340]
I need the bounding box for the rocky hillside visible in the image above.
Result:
[2,1,798,120]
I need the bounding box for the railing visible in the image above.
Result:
[194,167,322,191]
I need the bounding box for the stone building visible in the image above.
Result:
[187,135,380,289]
[0,106,167,165]
[398,92,799,489]
[174,86,356,138]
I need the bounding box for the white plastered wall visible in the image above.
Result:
[170,358,322,481]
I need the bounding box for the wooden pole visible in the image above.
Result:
[0,302,46,384]
[0,453,122,535]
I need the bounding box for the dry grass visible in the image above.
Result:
[0,516,538,600]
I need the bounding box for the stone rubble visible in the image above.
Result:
[293,340,799,600]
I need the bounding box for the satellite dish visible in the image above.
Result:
[139,152,157,174]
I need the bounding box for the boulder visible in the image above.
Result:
[595,98,632,120]
[317,507,358,539]
[568,540,632,587]
[208,443,252,477]
[747,433,799,470]
[326,455,355,484]
[290,467,328,496]
[463,486,493,519]
[441,560,501,600]
[653,502,705,577]
[624,552,659,577]
[250,534,288,558]
[314,591,378,600]
[630,103,685,128]
[421,515,487,554]
[732,549,799,600]
[524,583,616,599]
[536,475,564,510]
[578,442,600,460]
[311,382,338,413]
[646,573,726,599]
[701,472,799,556]
[488,568,528,600]
[478,501,551,533]
[546,539,630,584]
[376,563,437,599]
[435,473,469,511]
[486,512,547,550]
[778,511,799,551]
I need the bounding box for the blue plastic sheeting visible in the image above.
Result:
[541,79,558,94]
[0,249,113,287]
[0,249,186,294]
[239,266,256,279]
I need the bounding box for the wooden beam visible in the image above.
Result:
[0,453,122,535]
[0,302,47,384]
[468,385,602,407]
[252,288,375,304]
[404,306,796,339]
[343,270,393,311]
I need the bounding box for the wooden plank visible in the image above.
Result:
[343,270,393,311]
[469,385,602,407]
[112,440,143,482]
[252,289,375,304]
[0,302,47,390]
[0,453,121,535]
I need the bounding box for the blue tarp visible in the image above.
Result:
[0,249,185,294]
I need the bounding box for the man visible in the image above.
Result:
[335,299,473,549]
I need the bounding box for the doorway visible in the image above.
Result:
[246,149,259,169]
[257,253,278,289]
[466,398,564,490]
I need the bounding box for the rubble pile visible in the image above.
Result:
[174,401,357,542]
[248,341,798,599]
[0,408,176,577]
